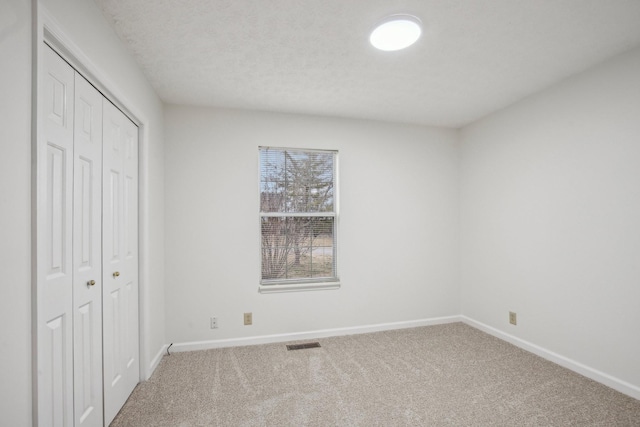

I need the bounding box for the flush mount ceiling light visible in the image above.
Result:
[370,14,422,51]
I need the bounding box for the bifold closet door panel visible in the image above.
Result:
[72,72,104,427]
[102,99,140,426]
[37,45,75,427]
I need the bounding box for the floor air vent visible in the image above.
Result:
[286,342,321,351]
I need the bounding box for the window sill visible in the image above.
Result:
[258,281,341,294]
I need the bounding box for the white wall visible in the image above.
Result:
[41,0,166,378]
[460,47,640,392]
[164,106,459,344]
[0,0,33,424]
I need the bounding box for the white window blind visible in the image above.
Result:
[259,147,338,286]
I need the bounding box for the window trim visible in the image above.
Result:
[258,146,340,292]
[258,281,341,294]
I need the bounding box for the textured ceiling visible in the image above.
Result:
[95,0,640,128]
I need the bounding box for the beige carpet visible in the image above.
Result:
[111,323,640,426]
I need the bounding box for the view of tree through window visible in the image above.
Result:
[260,147,337,284]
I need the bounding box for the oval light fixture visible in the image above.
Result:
[370,14,422,51]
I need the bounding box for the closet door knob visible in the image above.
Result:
[87,280,96,287]
[113,271,120,278]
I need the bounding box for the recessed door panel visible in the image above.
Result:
[78,157,93,269]
[125,175,134,258]
[76,302,95,423]
[43,315,69,427]
[49,75,67,127]
[46,143,67,278]
[110,170,121,260]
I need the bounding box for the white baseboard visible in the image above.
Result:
[147,344,169,378]
[170,315,462,353]
[461,316,640,400]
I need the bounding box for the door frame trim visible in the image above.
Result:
[32,5,152,423]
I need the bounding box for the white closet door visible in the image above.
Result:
[72,73,104,427]
[102,100,140,425]
[38,45,75,427]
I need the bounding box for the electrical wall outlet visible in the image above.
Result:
[244,312,252,326]
[210,317,218,329]
[509,311,517,325]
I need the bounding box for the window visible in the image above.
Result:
[259,147,338,291]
